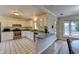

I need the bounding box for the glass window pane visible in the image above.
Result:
[71,21,79,36]
[64,22,69,36]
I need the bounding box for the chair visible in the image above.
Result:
[67,39,75,54]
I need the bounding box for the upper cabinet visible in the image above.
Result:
[32,14,48,30]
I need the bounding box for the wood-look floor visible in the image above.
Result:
[0,38,35,54]
[42,40,79,54]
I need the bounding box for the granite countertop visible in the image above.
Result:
[2,26,46,33]
[2,29,45,33]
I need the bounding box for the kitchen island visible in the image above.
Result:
[35,32,57,53]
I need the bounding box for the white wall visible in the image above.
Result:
[48,13,57,33]
[60,15,79,21]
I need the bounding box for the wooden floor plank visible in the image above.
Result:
[5,41,11,54]
[9,40,16,54]
[18,39,31,54]
[21,39,32,51]
[12,40,22,54]
[0,42,3,50]
[0,38,35,54]
[0,42,6,54]
[21,39,35,53]
[19,40,29,53]
[15,39,26,54]
[0,42,3,53]
[23,39,35,50]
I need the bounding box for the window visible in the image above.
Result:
[64,20,79,37]
[64,21,69,36]
[71,21,79,36]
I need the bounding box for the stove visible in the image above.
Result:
[12,24,22,40]
[13,30,21,39]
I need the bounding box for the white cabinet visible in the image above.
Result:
[22,31,34,41]
[2,31,34,41]
[22,31,26,38]
[7,32,13,40]
[2,32,7,41]
[1,32,13,41]
[26,31,34,40]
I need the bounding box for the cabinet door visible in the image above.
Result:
[8,32,13,40]
[2,32,13,41]
[5,32,13,41]
[25,31,30,38]
[25,31,33,40]
[2,32,8,41]
[29,32,33,40]
[22,31,26,38]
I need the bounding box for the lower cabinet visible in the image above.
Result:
[2,31,34,41]
[2,32,13,41]
[22,31,34,41]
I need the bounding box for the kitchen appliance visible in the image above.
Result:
[12,24,22,40]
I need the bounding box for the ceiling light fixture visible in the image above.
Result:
[11,9,22,16]
[13,12,19,16]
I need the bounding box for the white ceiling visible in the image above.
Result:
[0,5,46,18]
[0,5,79,18]
[42,5,79,17]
